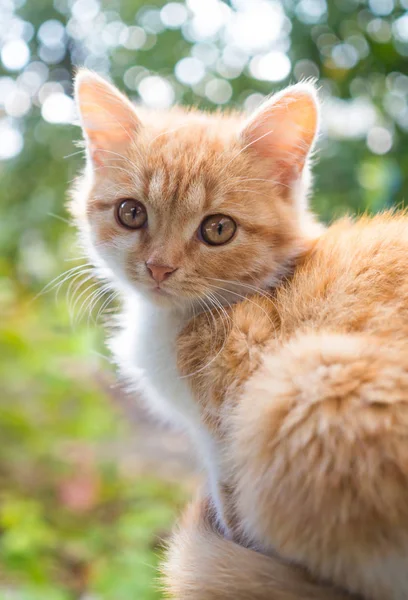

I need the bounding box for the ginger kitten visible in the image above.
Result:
[72,70,360,598]
[71,69,320,509]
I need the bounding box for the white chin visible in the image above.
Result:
[140,288,178,308]
[136,285,195,312]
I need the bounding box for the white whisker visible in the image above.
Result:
[47,212,72,226]
[63,148,86,159]
[220,127,276,175]
[96,290,119,323]
[31,264,92,303]
[206,282,276,333]
[86,283,112,326]
[71,280,101,325]
[181,291,232,379]
[66,270,96,314]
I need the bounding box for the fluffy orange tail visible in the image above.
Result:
[162,497,356,600]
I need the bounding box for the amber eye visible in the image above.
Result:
[200,214,237,246]
[116,199,147,229]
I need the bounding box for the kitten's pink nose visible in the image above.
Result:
[146,262,177,284]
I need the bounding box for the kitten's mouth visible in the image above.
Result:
[152,286,171,297]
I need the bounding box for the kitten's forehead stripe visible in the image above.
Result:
[147,160,210,218]
[183,181,207,213]
[148,169,166,204]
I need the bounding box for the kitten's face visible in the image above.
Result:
[72,72,319,311]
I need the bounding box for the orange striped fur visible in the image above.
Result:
[72,72,408,599]
[176,213,408,599]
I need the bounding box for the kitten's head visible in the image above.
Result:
[71,70,320,311]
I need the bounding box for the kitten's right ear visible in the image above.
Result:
[240,82,319,191]
[74,69,141,166]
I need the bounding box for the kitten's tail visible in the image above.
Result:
[162,496,355,600]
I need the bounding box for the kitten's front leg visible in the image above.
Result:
[177,295,278,534]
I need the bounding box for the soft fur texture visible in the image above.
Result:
[176,213,408,600]
[163,495,357,600]
[72,71,408,599]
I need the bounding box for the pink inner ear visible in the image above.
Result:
[242,88,318,186]
[75,72,141,166]
[83,120,134,165]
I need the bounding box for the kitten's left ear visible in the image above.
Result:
[241,82,319,190]
[74,69,141,166]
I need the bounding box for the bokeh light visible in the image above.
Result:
[205,77,232,103]
[175,56,206,85]
[249,51,291,81]
[138,75,175,108]
[367,126,393,154]
[0,118,23,159]
[41,92,75,123]
[160,2,188,28]
[1,39,30,70]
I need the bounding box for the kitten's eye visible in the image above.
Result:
[116,199,147,229]
[200,214,237,246]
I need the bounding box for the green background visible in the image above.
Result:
[1,0,408,597]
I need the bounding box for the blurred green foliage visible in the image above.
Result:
[0,291,188,598]
[1,0,408,597]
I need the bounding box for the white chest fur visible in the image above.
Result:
[110,293,200,428]
[109,293,226,524]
